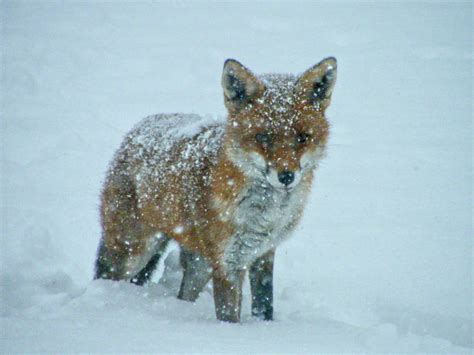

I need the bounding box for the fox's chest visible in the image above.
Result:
[222,182,304,272]
[233,184,295,234]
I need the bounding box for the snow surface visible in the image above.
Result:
[1,1,472,353]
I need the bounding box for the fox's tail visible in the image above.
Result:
[94,235,170,285]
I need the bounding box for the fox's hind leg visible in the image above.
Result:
[95,238,123,280]
[131,236,170,286]
[95,171,165,281]
[249,249,275,321]
[94,233,168,282]
[177,248,212,301]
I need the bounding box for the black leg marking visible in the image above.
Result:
[94,240,110,279]
[177,248,212,302]
[130,237,169,286]
[131,253,161,286]
[94,239,124,280]
[249,249,275,321]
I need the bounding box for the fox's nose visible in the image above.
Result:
[278,171,295,186]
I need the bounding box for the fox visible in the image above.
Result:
[94,57,337,323]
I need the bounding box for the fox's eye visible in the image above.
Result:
[255,133,271,145]
[296,133,310,144]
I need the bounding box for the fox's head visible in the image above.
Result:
[221,58,337,190]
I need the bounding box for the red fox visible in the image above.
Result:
[95,57,337,322]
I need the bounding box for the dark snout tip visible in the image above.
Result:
[278,171,295,186]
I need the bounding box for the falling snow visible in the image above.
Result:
[1,1,471,353]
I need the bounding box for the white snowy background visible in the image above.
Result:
[1,1,472,353]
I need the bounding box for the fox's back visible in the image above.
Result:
[103,113,224,236]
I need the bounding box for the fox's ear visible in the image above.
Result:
[222,59,265,113]
[295,57,337,110]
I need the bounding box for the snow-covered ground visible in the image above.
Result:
[1,1,472,353]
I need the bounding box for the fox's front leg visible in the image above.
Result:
[249,249,275,320]
[177,249,212,302]
[212,267,245,323]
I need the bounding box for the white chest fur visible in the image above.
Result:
[222,179,305,273]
